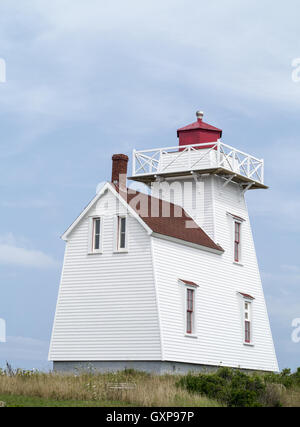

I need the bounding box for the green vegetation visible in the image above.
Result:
[0,394,133,407]
[0,365,219,407]
[178,367,300,407]
[0,364,299,407]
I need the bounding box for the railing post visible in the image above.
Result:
[157,150,162,173]
[217,141,220,167]
[247,157,250,178]
[232,149,236,171]
[188,146,191,169]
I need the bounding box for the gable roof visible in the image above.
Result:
[62,182,224,254]
[61,182,152,241]
[119,187,223,253]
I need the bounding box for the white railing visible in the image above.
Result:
[132,141,264,185]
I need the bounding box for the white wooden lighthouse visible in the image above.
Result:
[49,112,278,373]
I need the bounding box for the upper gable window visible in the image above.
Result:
[89,217,103,254]
[93,218,101,251]
[116,216,127,252]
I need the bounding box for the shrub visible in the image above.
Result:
[178,368,266,407]
[264,368,300,389]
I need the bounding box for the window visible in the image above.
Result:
[89,217,102,253]
[244,301,252,343]
[186,289,194,334]
[93,217,101,251]
[179,280,198,337]
[117,216,127,251]
[234,221,241,262]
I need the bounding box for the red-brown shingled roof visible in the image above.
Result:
[115,186,224,253]
[239,292,255,300]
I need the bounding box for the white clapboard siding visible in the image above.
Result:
[159,149,214,173]
[151,178,278,372]
[49,190,161,361]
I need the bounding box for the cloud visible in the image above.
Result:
[0,0,299,372]
[0,234,58,269]
[0,0,300,136]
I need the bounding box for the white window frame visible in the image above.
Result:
[115,215,128,253]
[88,216,103,254]
[240,296,254,346]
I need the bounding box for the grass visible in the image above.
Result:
[1,367,299,407]
[281,388,300,407]
[0,369,221,407]
[0,394,133,407]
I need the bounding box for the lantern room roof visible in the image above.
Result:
[177,119,222,137]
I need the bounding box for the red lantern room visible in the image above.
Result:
[177,111,222,149]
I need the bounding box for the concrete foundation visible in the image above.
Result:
[53,360,221,375]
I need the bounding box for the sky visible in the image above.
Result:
[0,0,299,371]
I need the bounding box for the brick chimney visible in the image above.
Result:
[111,154,129,188]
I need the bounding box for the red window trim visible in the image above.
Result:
[234,221,241,262]
[245,320,251,343]
[186,289,194,334]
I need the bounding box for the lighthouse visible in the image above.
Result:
[49,112,278,374]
